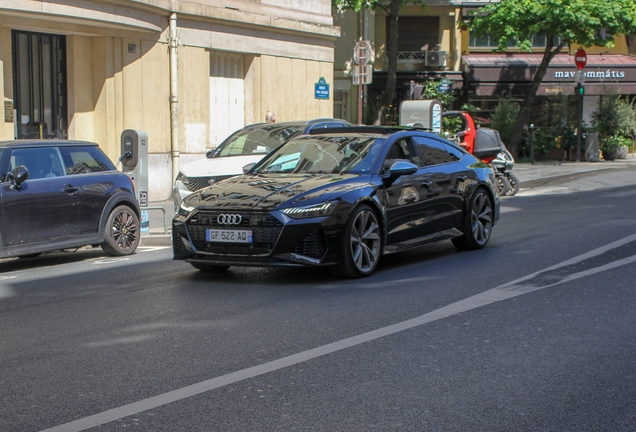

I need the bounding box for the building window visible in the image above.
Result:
[394,17,440,51]
[334,91,348,121]
[469,31,562,49]
[210,51,243,79]
[12,30,67,139]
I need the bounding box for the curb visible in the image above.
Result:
[140,233,172,247]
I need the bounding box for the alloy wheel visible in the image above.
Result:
[470,191,493,246]
[350,209,381,273]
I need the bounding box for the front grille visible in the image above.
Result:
[186,212,283,255]
[183,174,235,192]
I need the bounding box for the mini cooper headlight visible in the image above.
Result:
[281,202,336,219]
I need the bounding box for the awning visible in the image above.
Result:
[463,53,636,96]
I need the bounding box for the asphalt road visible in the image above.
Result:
[1,167,636,432]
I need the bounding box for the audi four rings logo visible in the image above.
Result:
[217,214,242,225]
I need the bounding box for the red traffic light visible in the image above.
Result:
[575,48,587,70]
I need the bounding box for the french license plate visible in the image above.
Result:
[206,229,253,243]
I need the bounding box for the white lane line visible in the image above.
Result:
[40,233,636,432]
[137,246,171,252]
[92,258,130,265]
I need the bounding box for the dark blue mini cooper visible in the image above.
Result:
[0,140,140,258]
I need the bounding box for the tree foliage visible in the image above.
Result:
[333,0,426,125]
[489,99,520,145]
[469,0,636,157]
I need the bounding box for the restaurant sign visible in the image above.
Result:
[553,69,627,80]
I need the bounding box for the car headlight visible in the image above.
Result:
[281,202,336,219]
[179,194,200,215]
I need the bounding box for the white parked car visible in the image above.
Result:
[173,119,351,209]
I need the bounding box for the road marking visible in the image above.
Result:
[40,233,636,432]
[138,246,171,252]
[92,257,130,265]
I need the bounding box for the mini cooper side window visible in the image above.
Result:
[413,137,458,166]
[9,147,65,179]
[60,146,115,175]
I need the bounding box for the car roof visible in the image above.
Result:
[307,125,438,138]
[241,118,351,132]
[0,139,100,149]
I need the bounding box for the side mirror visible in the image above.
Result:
[205,149,215,158]
[389,161,418,176]
[242,162,256,174]
[7,165,29,188]
[382,161,418,186]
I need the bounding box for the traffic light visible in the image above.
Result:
[577,85,585,95]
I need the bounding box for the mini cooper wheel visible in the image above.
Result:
[331,205,382,278]
[190,263,230,272]
[101,205,140,256]
[452,189,493,251]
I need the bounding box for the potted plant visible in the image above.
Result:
[600,135,631,160]
[591,93,636,160]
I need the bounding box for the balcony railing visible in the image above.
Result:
[384,51,448,69]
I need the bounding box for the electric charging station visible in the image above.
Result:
[399,99,443,135]
[120,129,149,232]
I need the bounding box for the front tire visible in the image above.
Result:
[452,188,494,251]
[331,205,382,278]
[101,205,140,256]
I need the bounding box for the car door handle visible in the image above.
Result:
[421,181,432,188]
[64,185,80,194]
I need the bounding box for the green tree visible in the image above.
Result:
[469,0,636,157]
[333,0,426,125]
[488,98,520,144]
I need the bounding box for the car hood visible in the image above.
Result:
[188,173,364,211]
[180,155,265,177]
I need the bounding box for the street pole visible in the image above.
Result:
[530,124,535,164]
[358,83,363,125]
[576,83,582,162]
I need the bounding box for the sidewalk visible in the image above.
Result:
[140,155,636,247]
[513,155,636,185]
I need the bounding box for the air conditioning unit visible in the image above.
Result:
[426,51,447,67]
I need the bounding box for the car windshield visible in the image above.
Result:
[252,135,379,175]
[213,124,303,158]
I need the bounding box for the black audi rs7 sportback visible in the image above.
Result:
[173,126,501,278]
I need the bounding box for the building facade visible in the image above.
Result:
[1,0,338,200]
[334,1,636,130]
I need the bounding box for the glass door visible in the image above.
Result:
[12,30,67,139]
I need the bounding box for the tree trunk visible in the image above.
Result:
[373,0,400,125]
[507,39,565,157]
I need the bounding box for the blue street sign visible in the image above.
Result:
[315,77,330,99]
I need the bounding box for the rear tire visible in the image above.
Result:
[505,173,520,196]
[452,188,494,251]
[191,263,230,272]
[495,174,510,197]
[331,205,382,278]
[101,205,140,256]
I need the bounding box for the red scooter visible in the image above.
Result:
[442,110,519,196]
